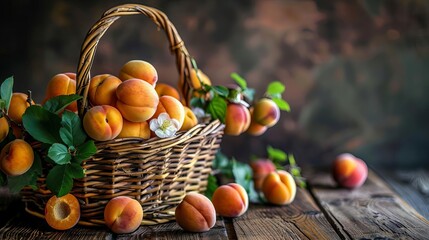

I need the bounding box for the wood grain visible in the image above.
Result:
[306,168,429,240]
[231,188,340,240]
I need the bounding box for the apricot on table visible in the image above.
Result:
[224,103,251,136]
[119,60,158,86]
[0,117,9,142]
[104,196,143,234]
[0,139,34,176]
[175,192,216,232]
[116,79,159,122]
[150,96,185,129]
[117,119,150,139]
[250,159,276,191]
[252,98,280,127]
[262,170,296,205]
[45,193,80,230]
[43,73,77,112]
[8,92,34,124]
[332,153,368,189]
[180,106,198,131]
[88,74,122,107]
[83,105,123,141]
[155,83,180,101]
[211,183,249,218]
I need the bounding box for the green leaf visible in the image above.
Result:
[230,73,247,90]
[204,174,218,200]
[272,98,291,112]
[7,153,42,193]
[43,94,82,114]
[22,105,62,144]
[48,143,71,165]
[190,97,205,108]
[267,146,287,163]
[46,165,73,197]
[207,96,227,123]
[68,162,85,179]
[212,86,229,97]
[231,159,259,203]
[242,88,255,102]
[60,110,87,147]
[75,140,97,163]
[0,99,6,111]
[1,76,14,113]
[267,81,285,95]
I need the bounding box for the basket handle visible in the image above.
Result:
[76,4,194,116]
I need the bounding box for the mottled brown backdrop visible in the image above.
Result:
[1,0,429,168]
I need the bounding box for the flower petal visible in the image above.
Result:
[150,118,160,131]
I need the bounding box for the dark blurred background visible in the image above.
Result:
[1,0,428,169]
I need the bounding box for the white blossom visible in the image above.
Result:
[149,113,180,138]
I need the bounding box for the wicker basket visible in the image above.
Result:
[20,4,224,226]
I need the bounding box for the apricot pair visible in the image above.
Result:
[175,183,248,233]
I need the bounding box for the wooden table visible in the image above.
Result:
[1,168,428,239]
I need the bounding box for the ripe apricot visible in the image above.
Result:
[44,73,77,112]
[150,96,185,129]
[45,194,80,230]
[0,117,9,142]
[180,106,198,131]
[224,103,251,136]
[116,79,159,122]
[332,153,368,188]
[262,170,296,205]
[119,60,158,86]
[155,83,180,100]
[212,183,249,217]
[88,74,122,107]
[175,192,216,232]
[252,98,280,127]
[0,139,34,176]
[104,196,143,234]
[83,105,123,141]
[8,92,34,124]
[117,119,150,139]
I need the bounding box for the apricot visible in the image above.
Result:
[151,96,185,129]
[83,105,123,141]
[246,121,268,136]
[252,98,280,127]
[119,60,158,86]
[155,83,180,101]
[262,170,296,205]
[104,196,143,234]
[224,103,251,136]
[190,69,211,90]
[332,153,368,189]
[0,117,9,142]
[44,73,77,112]
[212,183,249,218]
[45,193,80,231]
[117,119,150,139]
[180,106,198,131]
[0,139,34,176]
[250,159,276,191]
[8,92,34,124]
[88,74,122,107]
[175,192,216,232]
[116,79,159,122]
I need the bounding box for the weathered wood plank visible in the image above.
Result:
[376,169,429,220]
[118,219,229,240]
[231,188,340,240]
[306,168,429,240]
[0,212,112,240]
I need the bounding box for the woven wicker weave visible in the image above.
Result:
[21,4,224,226]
